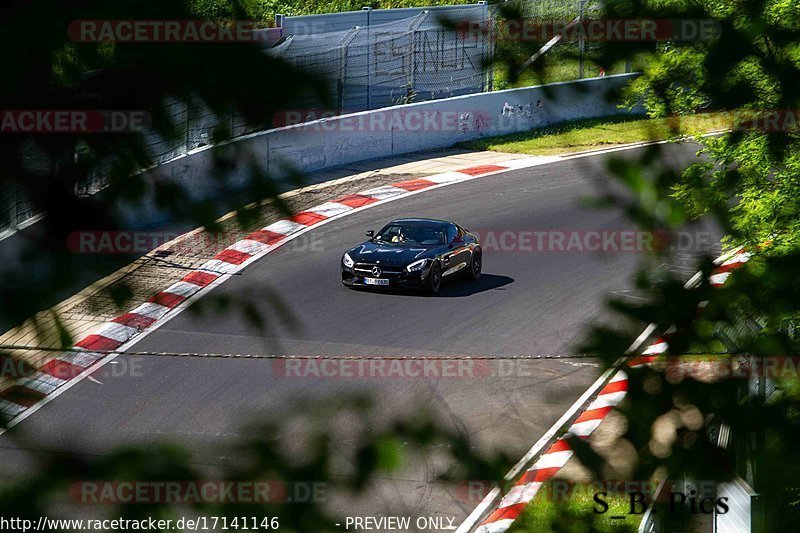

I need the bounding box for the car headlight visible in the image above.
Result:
[342,253,354,268]
[406,258,429,272]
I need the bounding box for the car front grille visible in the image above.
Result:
[354,263,405,278]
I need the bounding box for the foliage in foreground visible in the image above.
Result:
[2,0,800,531]
[504,0,800,531]
[1,0,510,528]
[509,487,639,533]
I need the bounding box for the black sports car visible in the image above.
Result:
[341,218,481,293]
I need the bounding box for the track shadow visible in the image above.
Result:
[435,273,514,297]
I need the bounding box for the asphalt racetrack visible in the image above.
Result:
[0,142,721,526]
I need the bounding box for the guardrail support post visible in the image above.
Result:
[478,1,492,92]
[363,7,373,108]
[407,12,428,101]
[338,27,360,113]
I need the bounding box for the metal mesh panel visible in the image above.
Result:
[146,98,188,159]
[0,185,37,235]
[339,29,370,110]
[361,20,416,109]
[79,160,113,197]
[2,140,50,233]
[413,11,489,100]
[187,99,221,150]
[269,9,492,113]
[231,111,251,138]
[265,28,347,110]
[15,187,34,224]
[0,185,14,234]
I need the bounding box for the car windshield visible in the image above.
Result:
[373,223,446,245]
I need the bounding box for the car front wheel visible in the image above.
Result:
[426,261,442,294]
[467,250,482,281]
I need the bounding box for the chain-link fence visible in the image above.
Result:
[267,7,493,112]
[492,0,613,85]
[1,140,49,238]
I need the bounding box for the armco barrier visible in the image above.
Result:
[114,74,641,227]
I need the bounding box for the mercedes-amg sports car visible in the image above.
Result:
[341,218,482,294]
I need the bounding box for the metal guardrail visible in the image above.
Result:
[637,480,668,533]
[716,477,759,533]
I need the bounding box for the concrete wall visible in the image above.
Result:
[266,73,639,175]
[120,74,641,228]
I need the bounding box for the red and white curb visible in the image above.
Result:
[1,137,710,424]
[464,248,752,533]
[0,156,563,428]
[476,371,629,533]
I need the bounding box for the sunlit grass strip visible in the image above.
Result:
[458,113,730,156]
[507,482,641,533]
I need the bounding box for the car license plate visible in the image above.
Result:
[363,277,389,286]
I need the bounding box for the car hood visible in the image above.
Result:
[346,241,441,266]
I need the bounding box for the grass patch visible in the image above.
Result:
[493,53,650,89]
[508,485,640,533]
[458,113,728,156]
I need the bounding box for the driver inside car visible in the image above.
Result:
[392,228,410,243]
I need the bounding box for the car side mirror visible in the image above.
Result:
[365,230,374,238]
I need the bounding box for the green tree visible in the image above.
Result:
[500,0,800,530]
